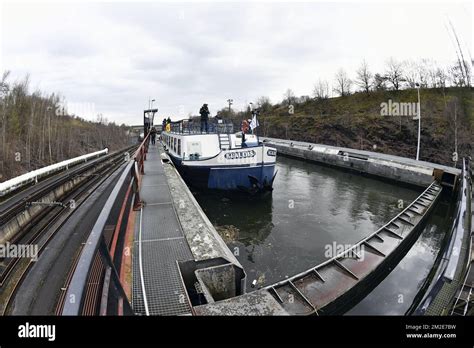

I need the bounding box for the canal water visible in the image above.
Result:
[346,194,454,315]
[192,155,452,314]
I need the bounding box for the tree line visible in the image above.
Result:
[212,57,471,166]
[306,58,471,103]
[214,58,472,117]
[0,71,131,182]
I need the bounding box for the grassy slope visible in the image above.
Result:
[257,87,473,166]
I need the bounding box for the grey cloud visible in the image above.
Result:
[2,2,471,124]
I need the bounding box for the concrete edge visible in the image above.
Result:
[158,146,243,268]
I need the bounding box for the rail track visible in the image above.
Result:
[0,145,138,315]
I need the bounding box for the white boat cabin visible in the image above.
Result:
[162,120,259,160]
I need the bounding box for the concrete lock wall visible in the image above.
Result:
[263,137,460,188]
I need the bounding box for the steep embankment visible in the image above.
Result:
[256,88,473,166]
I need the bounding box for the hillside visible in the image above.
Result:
[0,74,132,182]
[227,87,473,167]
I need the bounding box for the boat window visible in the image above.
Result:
[178,139,181,156]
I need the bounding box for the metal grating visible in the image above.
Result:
[141,204,182,240]
[145,168,165,176]
[142,174,167,187]
[140,181,171,204]
[144,153,165,175]
[139,238,192,315]
[132,217,146,315]
[131,144,193,316]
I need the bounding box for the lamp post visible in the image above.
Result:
[415,83,421,161]
[227,98,233,113]
[150,99,156,125]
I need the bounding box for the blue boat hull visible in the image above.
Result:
[169,154,276,191]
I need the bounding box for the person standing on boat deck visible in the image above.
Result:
[150,126,157,145]
[200,103,210,133]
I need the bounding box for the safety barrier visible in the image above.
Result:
[62,136,150,315]
[412,158,472,315]
[132,133,150,210]
[0,148,108,197]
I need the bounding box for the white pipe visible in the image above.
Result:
[416,87,421,161]
[0,148,108,197]
[138,207,150,315]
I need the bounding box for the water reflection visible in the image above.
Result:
[346,196,454,315]
[193,192,274,247]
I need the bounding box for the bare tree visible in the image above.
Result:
[0,71,11,175]
[296,95,310,104]
[373,73,386,91]
[448,19,471,87]
[385,58,404,90]
[312,79,329,100]
[256,96,272,112]
[404,60,419,88]
[333,69,352,97]
[449,63,467,87]
[435,67,448,88]
[355,60,373,93]
[0,72,132,181]
[435,66,449,108]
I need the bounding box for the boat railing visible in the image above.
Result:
[167,119,234,135]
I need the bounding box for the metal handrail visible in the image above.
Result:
[411,157,472,315]
[444,158,471,281]
[134,132,150,174]
[61,161,134,315]
[167,119,234,135]
[62,136,151,315]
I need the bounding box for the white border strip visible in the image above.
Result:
[0,148,108,196]
[138,207,150,316]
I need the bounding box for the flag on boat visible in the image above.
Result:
[250,113,259,130]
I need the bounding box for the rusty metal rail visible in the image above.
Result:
[61,136,150,315]
[264,180,443,315]
[132,133,150,210]
[1,146,137,315]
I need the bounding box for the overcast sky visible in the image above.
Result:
[1,0,472,125]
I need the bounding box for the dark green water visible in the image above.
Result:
[192,156,451,314]
[346,195,454,315]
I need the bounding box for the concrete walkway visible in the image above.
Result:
[132,143,193,316]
